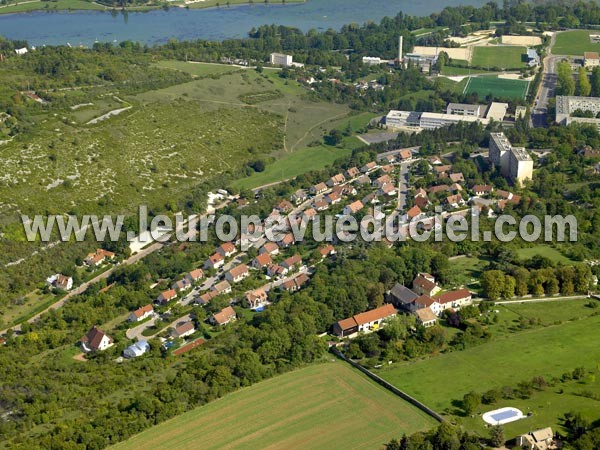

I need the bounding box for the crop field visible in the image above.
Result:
[378,312,600,437]
[471,46,527,69]
[464,75,529,99]
[553,30,600,56]
[112,362,437,450]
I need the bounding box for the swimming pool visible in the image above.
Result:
[482,407,525,425]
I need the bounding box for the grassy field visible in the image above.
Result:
[435,76,469,94]
[471,46,527,69]
[441,66,493,76]
[378,312,600,437]
[153,60,242,77]
[112,362,437,450]
[515,245,573,264]
[232,111,373,190]
[0,63,350,217]
[447,256,490,292]
[553,30,600,56]
[0,0,104,13]
[464,76,529,99]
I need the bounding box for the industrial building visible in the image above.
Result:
[385,102,508,131]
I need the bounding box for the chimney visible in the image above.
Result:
[398,36,403,61]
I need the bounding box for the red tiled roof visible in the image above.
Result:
[353,304,396,326]
[436,288,471,304]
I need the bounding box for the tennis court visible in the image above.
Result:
[464,76,529,100]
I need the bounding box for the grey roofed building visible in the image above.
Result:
[123,340,150,358]
[388,283,418,308]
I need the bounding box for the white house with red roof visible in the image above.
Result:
[81,326,113,352]
[128,304,154,322]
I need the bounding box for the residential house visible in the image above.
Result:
[211,280,232,295]
[54,274,73,291]
[414,187,427,198]
[157,289,177,305]
[217,242,237,258]
[280,232,295,248]
[380,183,396,197]
[360,161,378,173]
[362,192,379,205]
[428,155,442,165]
[332,184,356,197]
[398,149,413,161]
[281,255,302,271]
[326,191,342,205]
[373,174,391,188]
[326,173,346,187]
[282,273,310,292]
[128,304,154,322]
[252,252,272,269]
[449,172,464,183]
[171,278,192,292]
[84,248,115,267]
[333,304,397,338]
[258,242,279,256]
[246,288,268,309]
[197,292,215,305]
[516,427,555,450]
[345,167,360,178]
[446,194,465,208]
[314,198,329,211]
[170,321,196,338]
[435,288,472,311]
[355,174,371,185]
[388,283,418,309]
[225,264,249,283]
[310,182,328,195]
[291,189,308,205]
[414,294,443,316]
[414,195,430,210]
[472,184,493,196]
[412,273,441,297]
[267,264,288,278]
[210,306,237,326]
[204,252,224,270]
[275,199,294,214]
[406,205,423,221]
[185,269,204,285]
[434,165,452,176]
[123,340,150,358]
[414,307,437,327]
[318,244,336,259]
[428,184,450,195]
[380,164,394,174]
[303,208,317,220]
[343,200,364,215]
[81,326,113,352]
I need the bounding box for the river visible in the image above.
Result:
[0,0,487,46]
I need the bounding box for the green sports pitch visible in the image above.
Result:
[463,76,529,100]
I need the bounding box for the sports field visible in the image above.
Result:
[471,46,527,69]
[553,30,600,56]
[113,362,436,450]
[464,76,529,99]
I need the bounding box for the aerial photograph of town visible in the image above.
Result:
[0,0,600,448]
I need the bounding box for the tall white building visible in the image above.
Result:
[489,132,533,185]
[269,52,293,67]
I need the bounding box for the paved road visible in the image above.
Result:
[532,31,561,128]
[397,162,410,211]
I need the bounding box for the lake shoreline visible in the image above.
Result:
[0,0,305,17]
